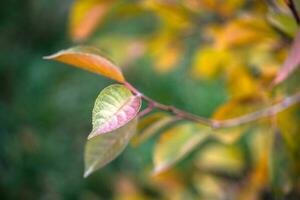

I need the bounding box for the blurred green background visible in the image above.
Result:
[0,1,226,199]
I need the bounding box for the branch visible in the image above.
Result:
[285,0,300,25]
[124,82,300,129]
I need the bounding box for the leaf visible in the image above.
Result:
[193,174,225,200]
[44,46,125,83]
[210,97,262,144]
[141,0,191,30]
[198,0,245,17]
[153,123,210,174]
[226,66,259,98]
[273,30,300,85]
[196,143,245,176]
[213,96,264,120]
[84,118,137,177]
[132,113,177,147]
[151,169,187,199]
[277,104,300,152]
[148,30,182,74]
[88,84,141,139]
[191,47,235,79]
[269,130,293,195]
[267,12,298,37]
[69,0,114,41]
[212,16,276,49]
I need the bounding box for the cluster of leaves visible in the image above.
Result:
[46,0,300,199]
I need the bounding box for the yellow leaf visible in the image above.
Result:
[213,96,264,120]
[132,113,177,147]
[212,16,276,49]
[198,0,245,17]
[151,169,186,199]
[191,47,235,79]
[69,0,114,42]
[211,96,266,143]
[93,36,145,67]
[155,46,180,73]
[153,123,209,174]
[141,0,191,30]
[196,143,245,176]
[226,66,259,98]
[148,30,181,73]
[193,174,225,200]
[44,46,125,83]
[277,104,300,152]
[114,175,152,200]
[212,126,246,144]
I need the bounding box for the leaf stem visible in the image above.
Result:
[124,82,213,126]
[138,103,155,117]
[124,82,300,129]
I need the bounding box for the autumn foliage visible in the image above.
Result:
[46,0,300,199]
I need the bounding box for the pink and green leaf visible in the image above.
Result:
[89,84,141,139]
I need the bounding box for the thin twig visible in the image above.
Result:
[138,103,155,117]
[212,93,300,128]
[285,0,300,25]
[124,82,300,129]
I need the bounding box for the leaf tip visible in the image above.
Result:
[84,163,96,178]
[87,132,96,140]
[42,55,53,60]
[152,165,168,176]
[43,52,60,60]
[83,169,92,178]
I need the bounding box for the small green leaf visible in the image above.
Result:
[89,84,141,139]
[153,123,210,174]
[84,118,137,178]
[267,12,298,38]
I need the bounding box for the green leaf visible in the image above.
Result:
[84,118,137,178]
[267,12,298,38]
[132,113,177,147]
[89,84,141,139]
[153,123,210,174]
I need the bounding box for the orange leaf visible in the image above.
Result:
[69,0,114,42]
[44,46,125,83]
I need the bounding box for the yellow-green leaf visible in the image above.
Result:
[132,113,177,147]
[196,143,245,176]
[84,118,137,177]
[267,12,298,38]
[89,84,141,139]
[153,123,210,174]
[44,46,125,83]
